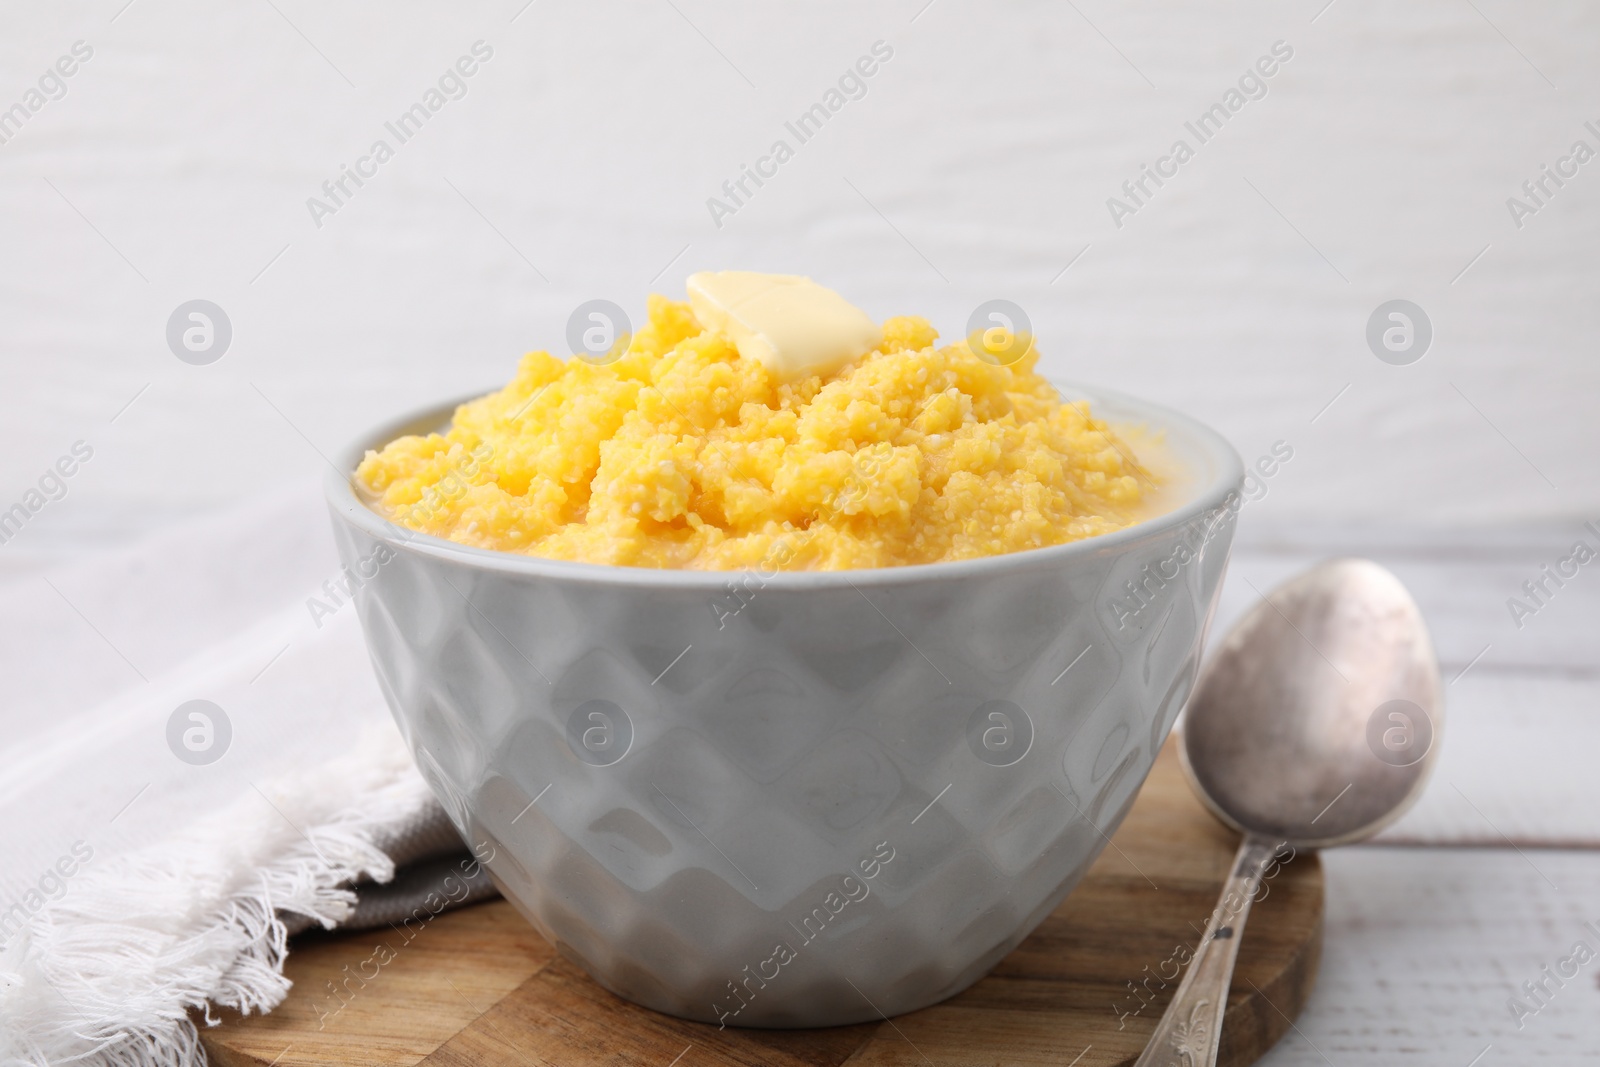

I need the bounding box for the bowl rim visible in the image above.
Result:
[325,380,1244,589]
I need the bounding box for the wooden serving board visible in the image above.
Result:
[203,740,1322,1067]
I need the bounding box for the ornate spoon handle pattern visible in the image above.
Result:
[1132,834,1278,1067]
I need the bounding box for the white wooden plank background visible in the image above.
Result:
[2,0,1598,542]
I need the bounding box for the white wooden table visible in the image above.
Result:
[2,496,1594,1065]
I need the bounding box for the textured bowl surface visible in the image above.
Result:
[326,383,1243,1027]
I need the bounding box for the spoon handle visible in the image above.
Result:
[1132,833,1278,1067]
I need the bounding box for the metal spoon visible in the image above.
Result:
[1133,558,1442,1067]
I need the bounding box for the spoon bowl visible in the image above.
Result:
[1181,557,1443,848]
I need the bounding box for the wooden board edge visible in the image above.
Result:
[1220,858,1325,1065]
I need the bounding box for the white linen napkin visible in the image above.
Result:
[0,486,479,1067]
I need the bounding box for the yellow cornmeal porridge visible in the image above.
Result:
[357,291,1150,571]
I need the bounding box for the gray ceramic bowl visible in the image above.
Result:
[326,383,1243,1028]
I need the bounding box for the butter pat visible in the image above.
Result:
[687,271,882,383]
